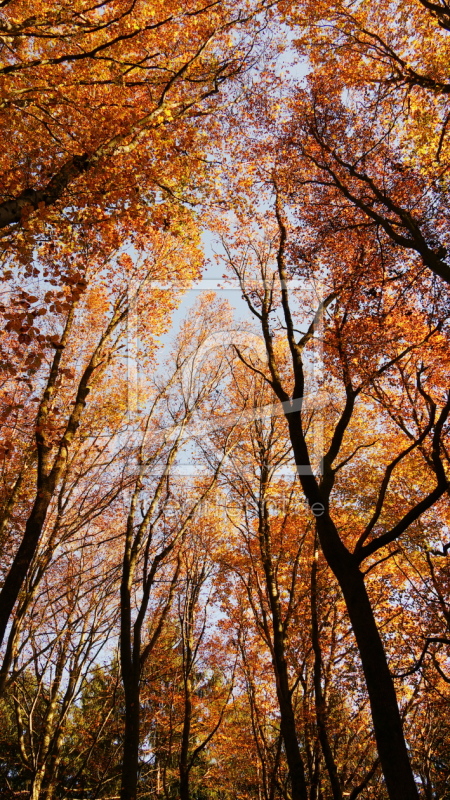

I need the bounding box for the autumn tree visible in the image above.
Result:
[2,4,450,799]
[118,294,239,800]
[0,0,273,240]
[216,363,383,799]
[279,0,450,288]
[0,227,200,654]
[176,533,236,800]
[216,196,450,800]
[2,529,118,800]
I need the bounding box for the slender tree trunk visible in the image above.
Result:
[310,533,343,800]
[156,759,161,796]
[120,573,140,800]
[277,681,308,800]
[179,573,199,800]
[259,496,308,800]
[179,671,192,800]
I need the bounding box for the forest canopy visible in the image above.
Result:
[1,1,450,800]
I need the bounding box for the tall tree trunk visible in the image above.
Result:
[120,572,140,800]
[179,569,200,800]
[259,495,308,800]
[277,682,308,800]
[0,491,52,648]
[310,533,342,800]
[287,415,419,800]
[333,560,418,800]
[120,672,141,800]
[179,670,192,800]
[30,770,44,800]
